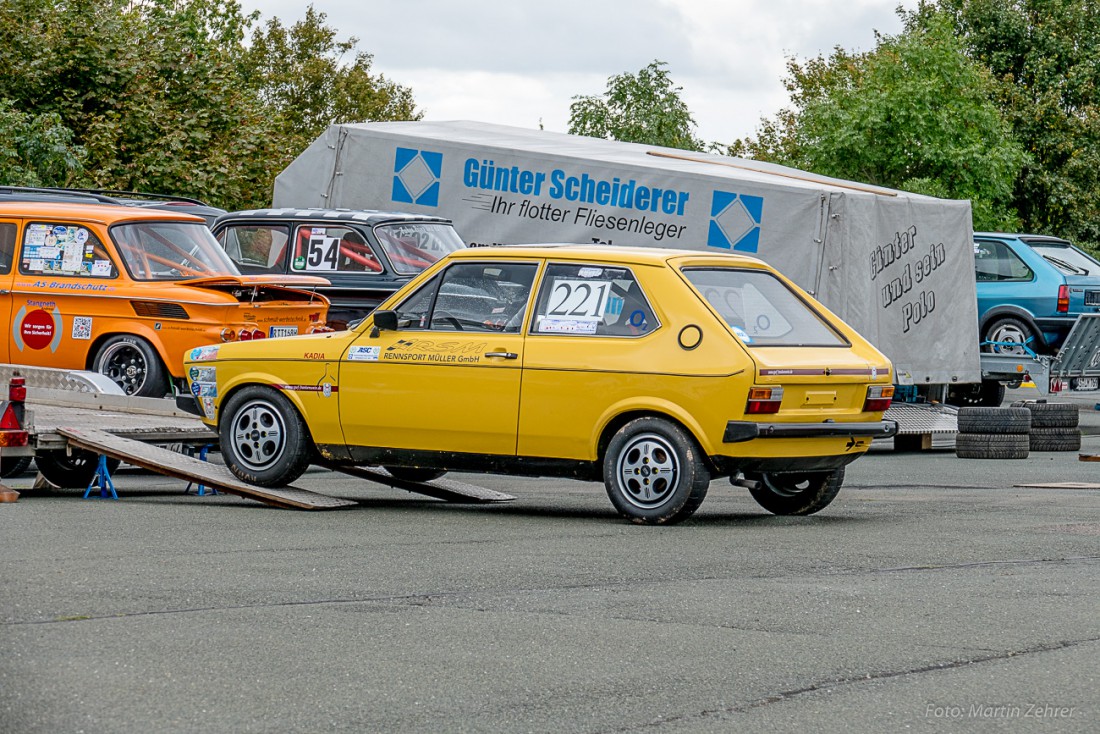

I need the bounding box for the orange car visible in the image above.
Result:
[0,200,330,397]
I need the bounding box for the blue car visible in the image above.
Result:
[974,233,1100,355]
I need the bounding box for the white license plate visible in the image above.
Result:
[269,326,298,338]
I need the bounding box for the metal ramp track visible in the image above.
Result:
[58,427,356,510]
[333,465,515,503]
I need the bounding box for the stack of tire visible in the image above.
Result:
[1011,400,1082,452]
[955,406,1031,459]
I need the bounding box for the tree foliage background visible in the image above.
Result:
[568,61,703,151]
[730,0,1100,247]
[0,0,420,209]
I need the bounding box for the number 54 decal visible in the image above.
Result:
[305,236,340,271]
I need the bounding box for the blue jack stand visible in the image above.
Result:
[183,444,218,496]
[83,454,118,500]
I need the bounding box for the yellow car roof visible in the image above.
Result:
[447,244,768,268]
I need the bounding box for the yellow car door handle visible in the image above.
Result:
[485,351,518,359]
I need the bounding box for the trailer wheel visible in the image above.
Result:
[220,386,313,487]
[747,468,844,516]
[603,417,709,525]
[35,450,121,488]
[384,466,447,483]
[92,335,168,397]
[0,456,32,478]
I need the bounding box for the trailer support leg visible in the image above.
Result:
[183,444,217,496]
[83,454,118,500]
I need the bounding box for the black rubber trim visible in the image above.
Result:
[723,419,898,443]
[175,393,203,417]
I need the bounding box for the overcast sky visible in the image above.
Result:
[238,0,919,145]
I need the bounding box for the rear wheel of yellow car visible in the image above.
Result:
[220,386,313,487]
[748,469,844,515]
[603,417,710,525]
[92,335,167,398]
[384,466,447,483]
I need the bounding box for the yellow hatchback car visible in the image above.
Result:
[181,245,897,524]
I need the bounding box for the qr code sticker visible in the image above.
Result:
[72,316,93,340]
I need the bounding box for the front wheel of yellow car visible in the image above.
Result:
[603,417,710,525]
[220,386,313,487]
[748,468,844,516]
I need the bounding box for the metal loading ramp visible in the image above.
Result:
[58,427,356,510]
[334,465,515,503]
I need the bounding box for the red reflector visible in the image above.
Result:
[863,398,893,412]
[1058,284,1069,313]
[9,383,26,402]
[239,329,253,341]
[0,404,20,429]
[252,329,266,340]
[746,401,782,415]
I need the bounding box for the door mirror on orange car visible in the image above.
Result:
[371,309,398,337]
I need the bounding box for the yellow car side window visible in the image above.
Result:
[532,263,659,337]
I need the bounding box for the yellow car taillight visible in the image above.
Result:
[746,386,784,414]
[863,385,895,412]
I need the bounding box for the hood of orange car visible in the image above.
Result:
[183,274,331,288]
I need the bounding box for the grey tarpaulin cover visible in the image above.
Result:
[274,120,980,385]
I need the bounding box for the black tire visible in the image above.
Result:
[35,450,122,488]
[219,386,313,487]
[982,316,1043,355]
[1010,400,1079,428]
[603,417,710,525]
[956,406,1031,434]
[1029,427,1082,452]
[955,433,1029,459]
[748,468,845,516]
[384,466,447,483]
[0,456,32,478]
[92,335,168,397]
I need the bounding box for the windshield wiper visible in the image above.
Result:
[1042,254,1088,275]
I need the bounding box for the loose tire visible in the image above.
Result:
[748,468,845,516]
[956,406,1031,434]
[384,466,447,483]
[35,450,121,488]
[603,417,710,525]
[219,386,313,487]
[955,433,1029,459]
[1010,401,1079,428]
[0,456,32,478]
[92,335,168,397]
[1029,427,1082,452]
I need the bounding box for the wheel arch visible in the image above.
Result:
[85,329,174,377]
[216,377,315,440]
[594,405,717,474]
[979,306,1046,344]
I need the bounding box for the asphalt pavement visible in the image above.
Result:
[1,391,1098,733]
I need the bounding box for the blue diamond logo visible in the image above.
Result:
[393,148,443,207]
[708,191,763,252]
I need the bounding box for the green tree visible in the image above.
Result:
[0,100,85,186]
[569,60,703,151]
[732,9,1026,231]
[933,0,1100,247]
[241,5,421,165]
[0,0,420,209]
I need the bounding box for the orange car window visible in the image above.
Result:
[19,222,118,278]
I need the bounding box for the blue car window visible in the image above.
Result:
[975,240,1032,282]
